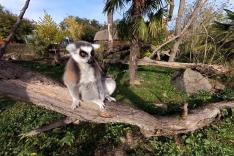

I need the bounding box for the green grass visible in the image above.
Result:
[1,61,234,155]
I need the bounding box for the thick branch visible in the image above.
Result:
[0,61,233,137]
[0,0,30,58]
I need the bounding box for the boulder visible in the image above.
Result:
[172,68,213,95]
[209,79,225,91]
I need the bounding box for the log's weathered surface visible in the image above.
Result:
[137,57,229,76]
[107,57,229,76]
[0,60,233,137]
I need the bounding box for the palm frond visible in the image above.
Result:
[214,21,232,31]
[224,9,234,21]
[148,8,165,38]
[116,18,131,40]
[132,17,148,41]
[142,0,164,16]
[103,0,129,14]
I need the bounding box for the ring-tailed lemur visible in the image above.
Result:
[63,41,116,110]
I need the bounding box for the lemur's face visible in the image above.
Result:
[66,41,100,64]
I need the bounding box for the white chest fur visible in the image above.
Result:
[78,62,96,84]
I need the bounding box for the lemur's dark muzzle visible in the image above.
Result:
[88,58,94,64]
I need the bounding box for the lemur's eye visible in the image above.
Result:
[91,50,94,57]
[80,50,88,58]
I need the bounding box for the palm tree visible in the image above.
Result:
[104,0,169,85]
[104,0,114,53]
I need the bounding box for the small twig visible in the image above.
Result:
[20,117,78,138]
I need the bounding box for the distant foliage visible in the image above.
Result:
[36,12,64,44]
[0,6,34,43]
[76,17,102,42]
[214,9,234,62]
[28,12,64,56]
[61,16,102,42]
[176,3,234,64]
[61,16,84,41]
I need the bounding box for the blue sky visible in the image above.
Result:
[0,0,125,24]
[0,0,233,24]
[0,0,180,24]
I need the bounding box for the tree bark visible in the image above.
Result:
[137,57,229,75]
[0,60,233,137]
[169,0,185,62]
[107,9,114,53]
[0,0,31,58]
[128,0,144,85]
[129,39,139,84]
[168,0,175,21]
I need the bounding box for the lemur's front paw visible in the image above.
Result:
[98,102,105,109]
[105,96,116,102]
[92,100,106,109]
[71,99,80,110]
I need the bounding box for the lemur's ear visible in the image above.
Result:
[92,44,100,50]
[66,43,76,52]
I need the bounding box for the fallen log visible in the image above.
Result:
[107,57,229,76]
[0,60,233,137]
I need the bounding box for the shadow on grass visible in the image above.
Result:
[0,96,17,111]
[112,65,182,116]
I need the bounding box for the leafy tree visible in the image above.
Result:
[0,5,33,43]
[103,0,169,85]
[36,12,64,44]
[61,16,102,42]
[76,17,102,42]
[29,12,64,56]
[80,25,98,42]
[62,16,83,41]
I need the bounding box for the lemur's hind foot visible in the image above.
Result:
[105,95,116,102]
[71,99,80,110]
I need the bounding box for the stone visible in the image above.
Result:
[172,68,213,95]
[209,79,225,91]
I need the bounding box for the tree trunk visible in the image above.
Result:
[53,51,61,65]
[169,38,182,62]
[107,9,113,53]
[0,0,31,58]
[169,0,185,62]
[168,0,175,21]
[0,61,234,137]
[128,0,144,85]
[129,39,139,84]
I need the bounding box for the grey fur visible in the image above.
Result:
[63,41,116,110]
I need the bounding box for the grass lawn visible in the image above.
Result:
[0,61,234,155]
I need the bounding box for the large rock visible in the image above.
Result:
[172,68,213,95]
